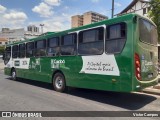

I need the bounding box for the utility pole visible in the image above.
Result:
[111,0,114,18]
[40,24,44,34]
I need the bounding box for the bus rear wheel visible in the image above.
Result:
[11,69,17,80]
[53,73,66,92]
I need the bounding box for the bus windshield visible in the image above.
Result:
[139,18,158,45]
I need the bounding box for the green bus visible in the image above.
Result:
[3,13,159,93]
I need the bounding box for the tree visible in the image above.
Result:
[0,46,5,55]
[148,0,160,42]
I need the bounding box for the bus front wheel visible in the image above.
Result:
[11,69,17,80]
[53,73,66,92]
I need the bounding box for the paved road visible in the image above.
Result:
[0,60,159,120]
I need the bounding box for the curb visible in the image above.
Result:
[142,88,160,96]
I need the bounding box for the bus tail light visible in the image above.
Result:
[135,53,141,80]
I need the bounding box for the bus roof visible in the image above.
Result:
[6,13,155,46]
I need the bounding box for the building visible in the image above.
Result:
[118,0,151,17]
[71,11,108,28]
[25,25,40,39]
[83,11,108,25]
[0,28,25,43]
[27,25,39,33]
[71,15,83,28]
[0,38,7,46]
[0,25,40,43]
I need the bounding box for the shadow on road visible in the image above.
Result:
[6,77,157,110]
[68,88,157,110]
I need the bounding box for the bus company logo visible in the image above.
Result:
[52,59,65,64]
[51,59,65,68]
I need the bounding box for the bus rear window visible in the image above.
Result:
[139,19,158,45]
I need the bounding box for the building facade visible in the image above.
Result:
[0,38,7,46]
[27,25,39,33]
[71,11,108,28]
[0,25,40,44]
[118,0,150,17]
[0,28,25,43]
[25,25,40,39]
[71,15,83,28]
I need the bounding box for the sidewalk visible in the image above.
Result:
[142,74,160,95]
[143,75,160,95]
[143,83,160,96]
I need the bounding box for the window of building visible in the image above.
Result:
[34,27,36,32]
[0,42,2,44]
[19,43,25,58]
[143,8,147,15]
[47,37,59,56]
[106,23,126,54]
[61,33,77,55]
[28,27,32,32]
[78,27,104,55]
[12,45,19,58]
[36,27,38,32]
[26,42,34,57]
[35,40,46,57]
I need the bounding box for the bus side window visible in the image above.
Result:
[12,45,19,58]
[19,43,26,58]
[47,37,59,57]
[4,46,11,65]
[61,33,77,56]
[26,42,34,57]
[106,23,126,54]
[78,27,104,55]
[35,40,46,57]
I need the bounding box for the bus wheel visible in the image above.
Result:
[53,73,66,92]
[11,69,16,80]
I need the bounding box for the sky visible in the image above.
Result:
[0,0,133,32]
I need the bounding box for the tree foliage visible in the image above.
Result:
[0,46,5,55]
[149,0,160,42]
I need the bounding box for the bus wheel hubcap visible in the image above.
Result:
[55,77,63,89]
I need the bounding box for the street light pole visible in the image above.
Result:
[40,24,44,34]
[112,0,114,18]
